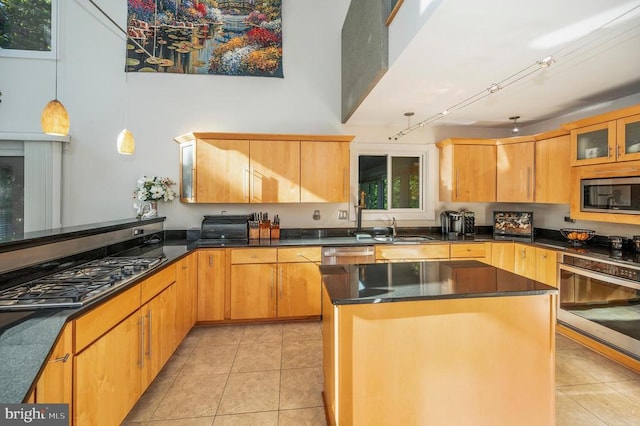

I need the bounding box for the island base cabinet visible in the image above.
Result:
[323,294,556,426]
[74,313,142,426]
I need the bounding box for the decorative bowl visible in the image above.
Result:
[560,228,596,246]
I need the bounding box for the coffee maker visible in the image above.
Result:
[440,210,462,237]
[440,210,475,237]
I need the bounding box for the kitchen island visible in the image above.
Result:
[321,260,558,426]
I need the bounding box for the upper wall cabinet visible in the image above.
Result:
[436,139,497,202]
[565,105,640,166]
[175,133,354,204]
[300,141,350,202]
[496,137,535,203]
[534,131,570,204]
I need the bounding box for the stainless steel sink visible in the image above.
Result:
[372,235,436,243]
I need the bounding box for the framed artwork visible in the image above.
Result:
[126,0,283,77]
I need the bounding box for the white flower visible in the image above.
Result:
[133,175,178,203]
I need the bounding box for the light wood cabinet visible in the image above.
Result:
[514,243,537,279]
[375,244,450,263]
[230,263,277,319]
[197,249,227,322]
[535,247,558,287]
[496,139,534,202]
[490,242,515,272]
[179,138,250,203]
[277,247,322,317]
[175,253,197,342]
[249,140,301,203]
[229,247,322,319]
[437,139,497,202]
[300,141,350,202]
[566,105,640,165]
[174,132,354,204]
[32,323,72,407]
[449,242,491,263]
[230,248,277,319]
[141,284,177,390]
[534,132,570,204]
[74,312,141,426]
[73,263,181,426]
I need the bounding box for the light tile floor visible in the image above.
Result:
[123,322,640,425]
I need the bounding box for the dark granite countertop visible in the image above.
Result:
[321,260,558,306]
[0,241,190,403]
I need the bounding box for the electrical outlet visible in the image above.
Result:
[564,216,575,223]
[338,210,348,220]
[132,228,144,236]
[313,210,321,220]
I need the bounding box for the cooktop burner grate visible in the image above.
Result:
[0,255,166,310]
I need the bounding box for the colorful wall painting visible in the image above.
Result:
[126,0,283,77]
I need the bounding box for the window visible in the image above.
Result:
[351,144,437,221]
[0,0,56,59]
[0,152,24,238]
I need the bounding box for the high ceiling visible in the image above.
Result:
[345,0,640,136]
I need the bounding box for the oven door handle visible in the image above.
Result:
[559,264,640,291]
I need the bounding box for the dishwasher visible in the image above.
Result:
[321,246,375,265]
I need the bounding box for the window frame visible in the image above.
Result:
[350,143,437,222]
[0,0,57,59]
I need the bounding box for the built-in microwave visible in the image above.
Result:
[581,176,640,214]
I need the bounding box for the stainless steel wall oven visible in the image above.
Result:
[558,252,640,359]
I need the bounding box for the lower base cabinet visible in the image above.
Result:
[230,263,277,319]
[74,312,142,426]
[29,323,73,407]
[277,262,321,317]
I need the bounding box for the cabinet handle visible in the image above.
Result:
[521,249,526,259]
[138,317,145,368]
[191,168,195,200]
[243,167,249,200]
[608,146,612,159]
[279,268,283,297]
[209,255,213,267]
[526,167,531,200]
[343,168,348,199]
[146,310,152,359]
[455,169,459,200]
[51,353,70,363]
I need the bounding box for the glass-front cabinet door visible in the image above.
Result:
[570,121,616,165]
[180,142,195,202]
[617,113,640,162]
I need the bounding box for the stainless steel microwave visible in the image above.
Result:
[581,176,640,214]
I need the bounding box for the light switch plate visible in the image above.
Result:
[338,210,348,220]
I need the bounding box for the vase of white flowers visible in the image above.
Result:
[133,176,177,219]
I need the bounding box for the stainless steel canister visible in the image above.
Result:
[609,236,624,250]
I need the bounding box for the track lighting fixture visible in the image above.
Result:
[510,116,520,134]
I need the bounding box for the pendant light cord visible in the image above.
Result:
[54,0,59,100]
[87,0,155,59]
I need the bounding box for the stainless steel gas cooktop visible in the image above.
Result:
[0,256,166,311]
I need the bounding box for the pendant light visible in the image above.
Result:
[509,116,520,134]
[41,0,70,136]
[117,74,135,155]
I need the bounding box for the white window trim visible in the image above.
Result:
[0,132,68,232]
[350,143,438,222]
[0,0,57,60]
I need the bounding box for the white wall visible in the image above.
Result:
[1,1,638,237]
[1,0,362,232]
